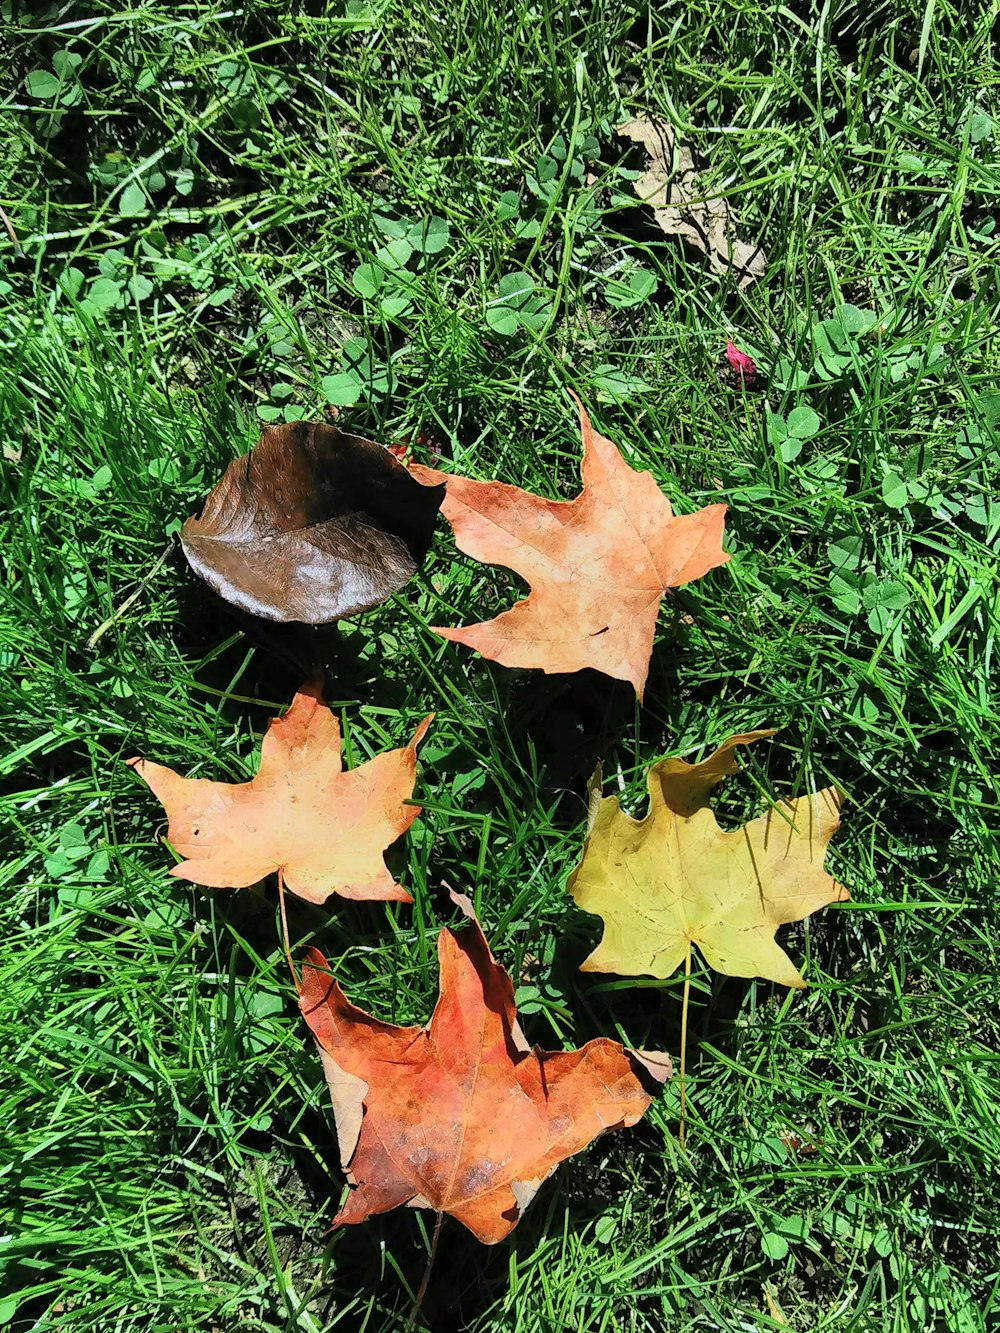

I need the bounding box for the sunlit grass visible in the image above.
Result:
[2,1,999,1328]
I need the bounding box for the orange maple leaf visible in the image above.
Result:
[299,893,670,1243]
[410,395,729,696]
[129,684,432,905]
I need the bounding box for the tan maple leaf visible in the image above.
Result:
[129,684,431,904]
[618,113,766,289]
[411,395,729,697]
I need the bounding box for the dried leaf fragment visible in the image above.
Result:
[569,732,849,987]
[129,683,432,905]
[411,395,729,697]
[618,113,766,289]
[182,421,445,623]
[298,892,669,1243]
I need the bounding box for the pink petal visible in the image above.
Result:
[725,340,758,377]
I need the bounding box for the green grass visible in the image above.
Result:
[3,1,1000,1328]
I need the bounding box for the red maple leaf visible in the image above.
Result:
[298,893,670,1242]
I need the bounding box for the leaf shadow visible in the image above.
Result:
[474,611,721,817]
[546,913,760,1076]
[307,1207,514,1332]
[172,570,422,717]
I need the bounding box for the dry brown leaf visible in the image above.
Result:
[618,112,766,289]
[181,421,445,624]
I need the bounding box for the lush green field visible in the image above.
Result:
[3,2,1000,1329]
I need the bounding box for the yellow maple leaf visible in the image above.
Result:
[568,732,849,989]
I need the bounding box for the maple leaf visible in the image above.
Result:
[181,420,445,624]
[410,396,729,697]
[568,732,849,988]
[298,892,670,1244]
[129,684,432,905]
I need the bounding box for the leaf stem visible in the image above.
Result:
[679,940,692,1150]
[407,1210,443,1331]
[277,868,299,988]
